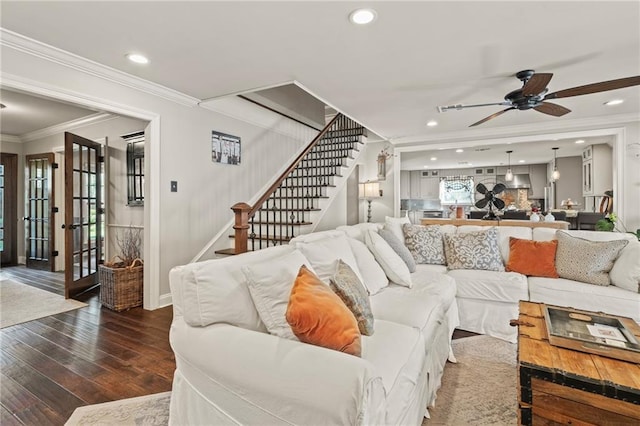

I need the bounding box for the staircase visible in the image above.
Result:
[217,113,365,255]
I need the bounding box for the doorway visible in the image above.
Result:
[24,153,56,271]
[64,132,104,299]
[1,153,18,266]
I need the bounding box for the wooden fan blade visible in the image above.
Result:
[522,73,553,96]
[476,183,488,194]
[492,183,507,194]
[475,198,489,209]
[469,107,516,127]
[534,102,571,117]
[493,198,506,210]
[545,75,640,100]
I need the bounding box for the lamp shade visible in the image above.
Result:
[359,181,380,199]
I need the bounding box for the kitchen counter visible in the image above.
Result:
[420,218,570,230]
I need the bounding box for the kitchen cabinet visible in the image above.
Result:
[400,171,411,199]
[528,163,547,199]
[410,171,422,198]
[420,177,440,199]
[582,144,612,196]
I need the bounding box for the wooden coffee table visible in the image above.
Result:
[516,301,640,425]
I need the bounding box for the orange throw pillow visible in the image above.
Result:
[286,265,361,357]
[506,237,559,278]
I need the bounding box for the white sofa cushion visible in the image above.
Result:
[496,226,533,264]
[411,267,457,308]
[528,276,640,322]
[370,284,445,334]
[610,240,640,293]
[336,222,383,242]
[413,263,448,275]
[365,230,412,288]
[448,269,528,303]
[293,234,364,284]
[347,237,389,295]
[180,244,294,330]
[361,319,426,425]
[243,249,313,340]
[384,215,411,244]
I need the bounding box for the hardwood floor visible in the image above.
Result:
[0,267,175,425]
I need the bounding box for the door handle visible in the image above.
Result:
[22,216,30,221]
[62,224,78,229]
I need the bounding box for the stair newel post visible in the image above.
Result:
[231,202,252,255]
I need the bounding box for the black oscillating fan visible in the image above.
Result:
[475,183,506,220]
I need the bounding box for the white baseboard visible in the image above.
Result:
[158,293,173,309]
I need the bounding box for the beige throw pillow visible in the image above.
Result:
[443,227,504,271]
[555,231,628,286]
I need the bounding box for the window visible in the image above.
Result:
[122,131,144,206]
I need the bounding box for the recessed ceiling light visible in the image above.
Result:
[426,120,438,127]
[575,139,585,144]
[518,160,526,163]
[349,9,377,25]
[430,157,437,161]
[455,149,464,153]
[605,99,624,106]
[126,53,149,64]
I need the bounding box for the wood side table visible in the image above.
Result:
[516,301,640,425]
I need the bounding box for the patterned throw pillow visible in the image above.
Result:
[379,228,417,272]
[402,224,446,265]
[330,260,375,336]
[443,227,504,271]
[555,231,628,286]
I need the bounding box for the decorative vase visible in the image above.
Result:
[530,212,540,222]
[544,212,555,222]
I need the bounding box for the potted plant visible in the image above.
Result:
[98,227,143,311]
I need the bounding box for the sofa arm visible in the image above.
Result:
[169,319,386,426]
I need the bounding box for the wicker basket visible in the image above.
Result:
[99,258,143,312]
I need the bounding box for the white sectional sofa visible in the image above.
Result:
[167,221,639,425]
[168,226,458,425]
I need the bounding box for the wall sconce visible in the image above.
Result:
[377,148,391,181]
[505,150,514,182]
[359,181,382,222]
[552,147,560,181]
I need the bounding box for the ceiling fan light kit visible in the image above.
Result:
[436,70,640,127]
[505,150,514,182]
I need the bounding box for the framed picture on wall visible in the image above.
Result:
[211,131,241,165]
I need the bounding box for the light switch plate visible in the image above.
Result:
[170,181,178,192]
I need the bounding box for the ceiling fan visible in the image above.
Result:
[437,70,640,127]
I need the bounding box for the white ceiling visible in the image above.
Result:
[1,1,638,160]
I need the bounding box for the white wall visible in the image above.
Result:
[360,141,394,222]
[553,156,582,209]
[1,44,314,307]
[623,122,640,232]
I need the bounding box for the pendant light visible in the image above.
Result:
[552,147,560,181]
[505,150,514,181]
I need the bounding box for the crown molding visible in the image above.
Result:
[0,28,200,107]
[392,113,640,146]
[20,112,117,142]
[1,134,22,143]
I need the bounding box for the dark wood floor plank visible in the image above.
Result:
[0,351,84,419]
[2,336,115,405]
[0,404,24,426]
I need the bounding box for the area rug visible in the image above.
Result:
[65,335,516,425]
[424,334,518,425]
[0,279,87,328]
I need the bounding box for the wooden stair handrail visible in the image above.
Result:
[248,113,342,218]
[230,113,358,255]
